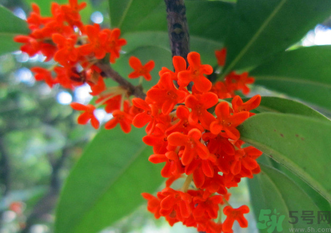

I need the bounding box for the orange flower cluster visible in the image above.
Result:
[212,49,255,98]
[15,2,263,232]
[14,0,126,94]
[136,52,262,232]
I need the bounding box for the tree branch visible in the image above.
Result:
[96,61,146,99]
[164,0,190,62]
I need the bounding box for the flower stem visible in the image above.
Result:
[180,174,193,192]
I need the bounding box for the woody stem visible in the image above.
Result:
[164,0,190,64]
[96,57,146,99]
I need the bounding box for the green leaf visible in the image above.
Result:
[55,126,163,233]
[255,96,330,122]
[0,6,29,55]
[250,46,331,112]
[279,165,331,213]
[256,155,331,214]
[223,0,331,74]
[239,113,331,202]
[248,164,330,233]
[108,0,163,30]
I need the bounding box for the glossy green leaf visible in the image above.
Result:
[109,0,164,30]
[250,46,331,112]
[248,164,330,233]
[0,6,29,55]
[256,155,331,214]
[239,113,331,202]
[279,165,331,213]
[223,0,331,74]
[255,96,330,121]
[55,126,163,233]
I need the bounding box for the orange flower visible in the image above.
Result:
[61,0,86,27]
[167,128,210,166]
[128,56,155,81]
[215,48,227,67]
[31,67,57,88]
[159,55,187,81]
[89,75,106,96]
[226,72,255,95]
[104,110,132,133]
[210,102,249,140]
[52,33,80,66]
[147,73,187,114]
[185,92,218,130]
[106,28,127,63]
[211,81,232,99]
[223,205,250,232]
[141,193,161,219]
[70,103,99,129]
[79,24,112,59]
[178,52,213,92]
[232,95,261,116]
[26,3,44,30]
[14,35,41,57]
[148,152,184,178]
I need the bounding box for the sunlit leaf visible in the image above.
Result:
[255,96,330,121]
[223,0,331,74]
[251,46,331,112]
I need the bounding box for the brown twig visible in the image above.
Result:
[95,61,146,99]
[164,0,190,63]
